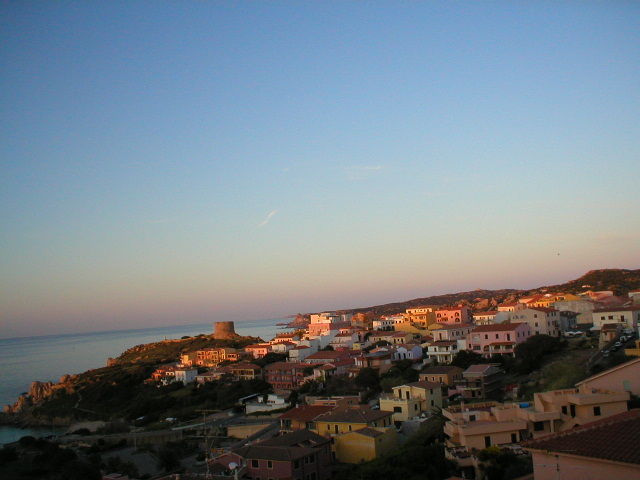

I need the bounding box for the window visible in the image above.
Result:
[561,406,568,415]
[507,334,511,341]
[469,415,476,421]
[294,460,300,469]
[511,433,517,443]
[495,334,499,339]
[334,425,338,434]
[594,406,601,416]
[252,460,259,468]
[570,404,576,417]
[485,334,488,339]
[533,421,544,431]
[309,455,315,463]
[267,461,273,469]
[484,436,491,447]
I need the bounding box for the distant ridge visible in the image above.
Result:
[328,268,640,317]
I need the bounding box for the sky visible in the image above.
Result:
[1,2,639,338]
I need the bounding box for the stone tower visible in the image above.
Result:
[214,321,237,339]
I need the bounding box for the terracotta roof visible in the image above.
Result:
[292,345,310,350]
[233,445,316,461]
[265,361,308,371]
[245,343,271,349]
[523,409,640,466]
[318,408,392,424]
[260,428,329,448]
[435,323,473,330]
[498,302,519,307]
[305,350,353,360]
[429,340,457,346]
[421,366,463,374]
[471,323,522,332]
[279,405,335,422]
[229,362,261,371]
[436,306,467,311]
[351,427,385,438]
[473,311,498,316]
[464,364,500,374]
[528,306,558,313]
[593,305,640,313]
[404,381,441,389]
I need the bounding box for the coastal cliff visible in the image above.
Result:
[2,333,262,427]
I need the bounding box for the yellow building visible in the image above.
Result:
[405,306,436,326]
[334,427,397,463]
[312,408,394,436]
[380,381,444,422]
[624,339,640,357]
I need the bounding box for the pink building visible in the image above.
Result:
[214,429,333,480]
[435,306,472,324]
[467,323,531,357]
[525,409,640,480]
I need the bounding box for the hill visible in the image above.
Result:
[333,268,640,316]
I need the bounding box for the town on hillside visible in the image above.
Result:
[3,287,640,480]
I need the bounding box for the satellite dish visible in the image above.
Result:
[228,462,238,470]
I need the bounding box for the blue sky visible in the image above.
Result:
[1,2,639,337]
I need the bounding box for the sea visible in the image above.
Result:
[0,317,287,445]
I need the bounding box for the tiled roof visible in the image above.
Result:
[429,340,457,346]
[593,305,640,313]
[318,408,392,424]
[265,361,308,371]
[233,445,316,461]
[523,409,640,466]
[420,366,463,374]
[464,364,499,374]
[473,311,498,316]
[436,323,473,330]
[260,428,329,448]
[351,427,385,438]
[305,351,352,360]
[279,405,335,422]
[436,306,467,311]
[528,306,557,313]
[404,381,441,389]
[471,323,522,332]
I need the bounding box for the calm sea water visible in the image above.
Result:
[0,318,287,445]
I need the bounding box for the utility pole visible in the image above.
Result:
[196,409,219,479]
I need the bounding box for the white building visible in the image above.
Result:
[592,306,640,330]
[393,343,424,361]
[509,307,561,336]
[426,341,459,364]
[553,299,596,325]
[372,318,396,330]
[174,367,198,385]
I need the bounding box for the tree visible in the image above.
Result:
[355,367,380,391]
[515,335,564,374]
[451,350,486,369]
[254,352,288,367]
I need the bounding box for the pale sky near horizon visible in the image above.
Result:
[1,2,639,338]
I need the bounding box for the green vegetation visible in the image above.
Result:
[31,361,271,424]
[476,446,533,480]
[0,437,101,480]
[514,335,565,374]
[115,335,261,365]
